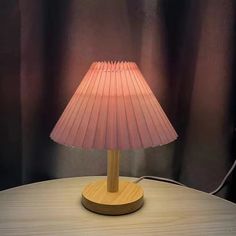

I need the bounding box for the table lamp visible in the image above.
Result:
[50,61,177,215]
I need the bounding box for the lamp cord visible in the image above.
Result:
[209,159,236,195]
[134,159,236,195]
[134,176,185,186]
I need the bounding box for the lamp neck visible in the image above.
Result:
[107,150,120,192]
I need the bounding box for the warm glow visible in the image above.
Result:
[50,61,177,150]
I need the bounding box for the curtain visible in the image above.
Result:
[1,0,236,202]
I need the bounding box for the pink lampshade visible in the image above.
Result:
[50,61,177,150]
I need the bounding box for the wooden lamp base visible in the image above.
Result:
[81,179,144,215]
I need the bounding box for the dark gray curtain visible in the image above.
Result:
[1,0,236,202]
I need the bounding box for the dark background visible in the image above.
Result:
[0,0,236,202]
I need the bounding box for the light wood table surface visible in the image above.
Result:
[0,176,236,236]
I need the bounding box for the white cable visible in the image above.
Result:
[134,159,236,195]
[133,175,186,186]
[209,159,236,195]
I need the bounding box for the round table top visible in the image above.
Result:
[0,176,236,236]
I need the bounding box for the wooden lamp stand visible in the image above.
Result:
[81,150,144,215]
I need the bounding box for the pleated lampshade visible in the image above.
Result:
[50,61,177,150]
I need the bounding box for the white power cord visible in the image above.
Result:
[134,176,186,186]
[209,159,236,195]
[134,159,236,195]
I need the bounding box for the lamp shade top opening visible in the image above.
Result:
[50,61,177,150]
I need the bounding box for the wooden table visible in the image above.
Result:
[0,176,236,235]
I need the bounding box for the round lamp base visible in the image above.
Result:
[81,180,144,215]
